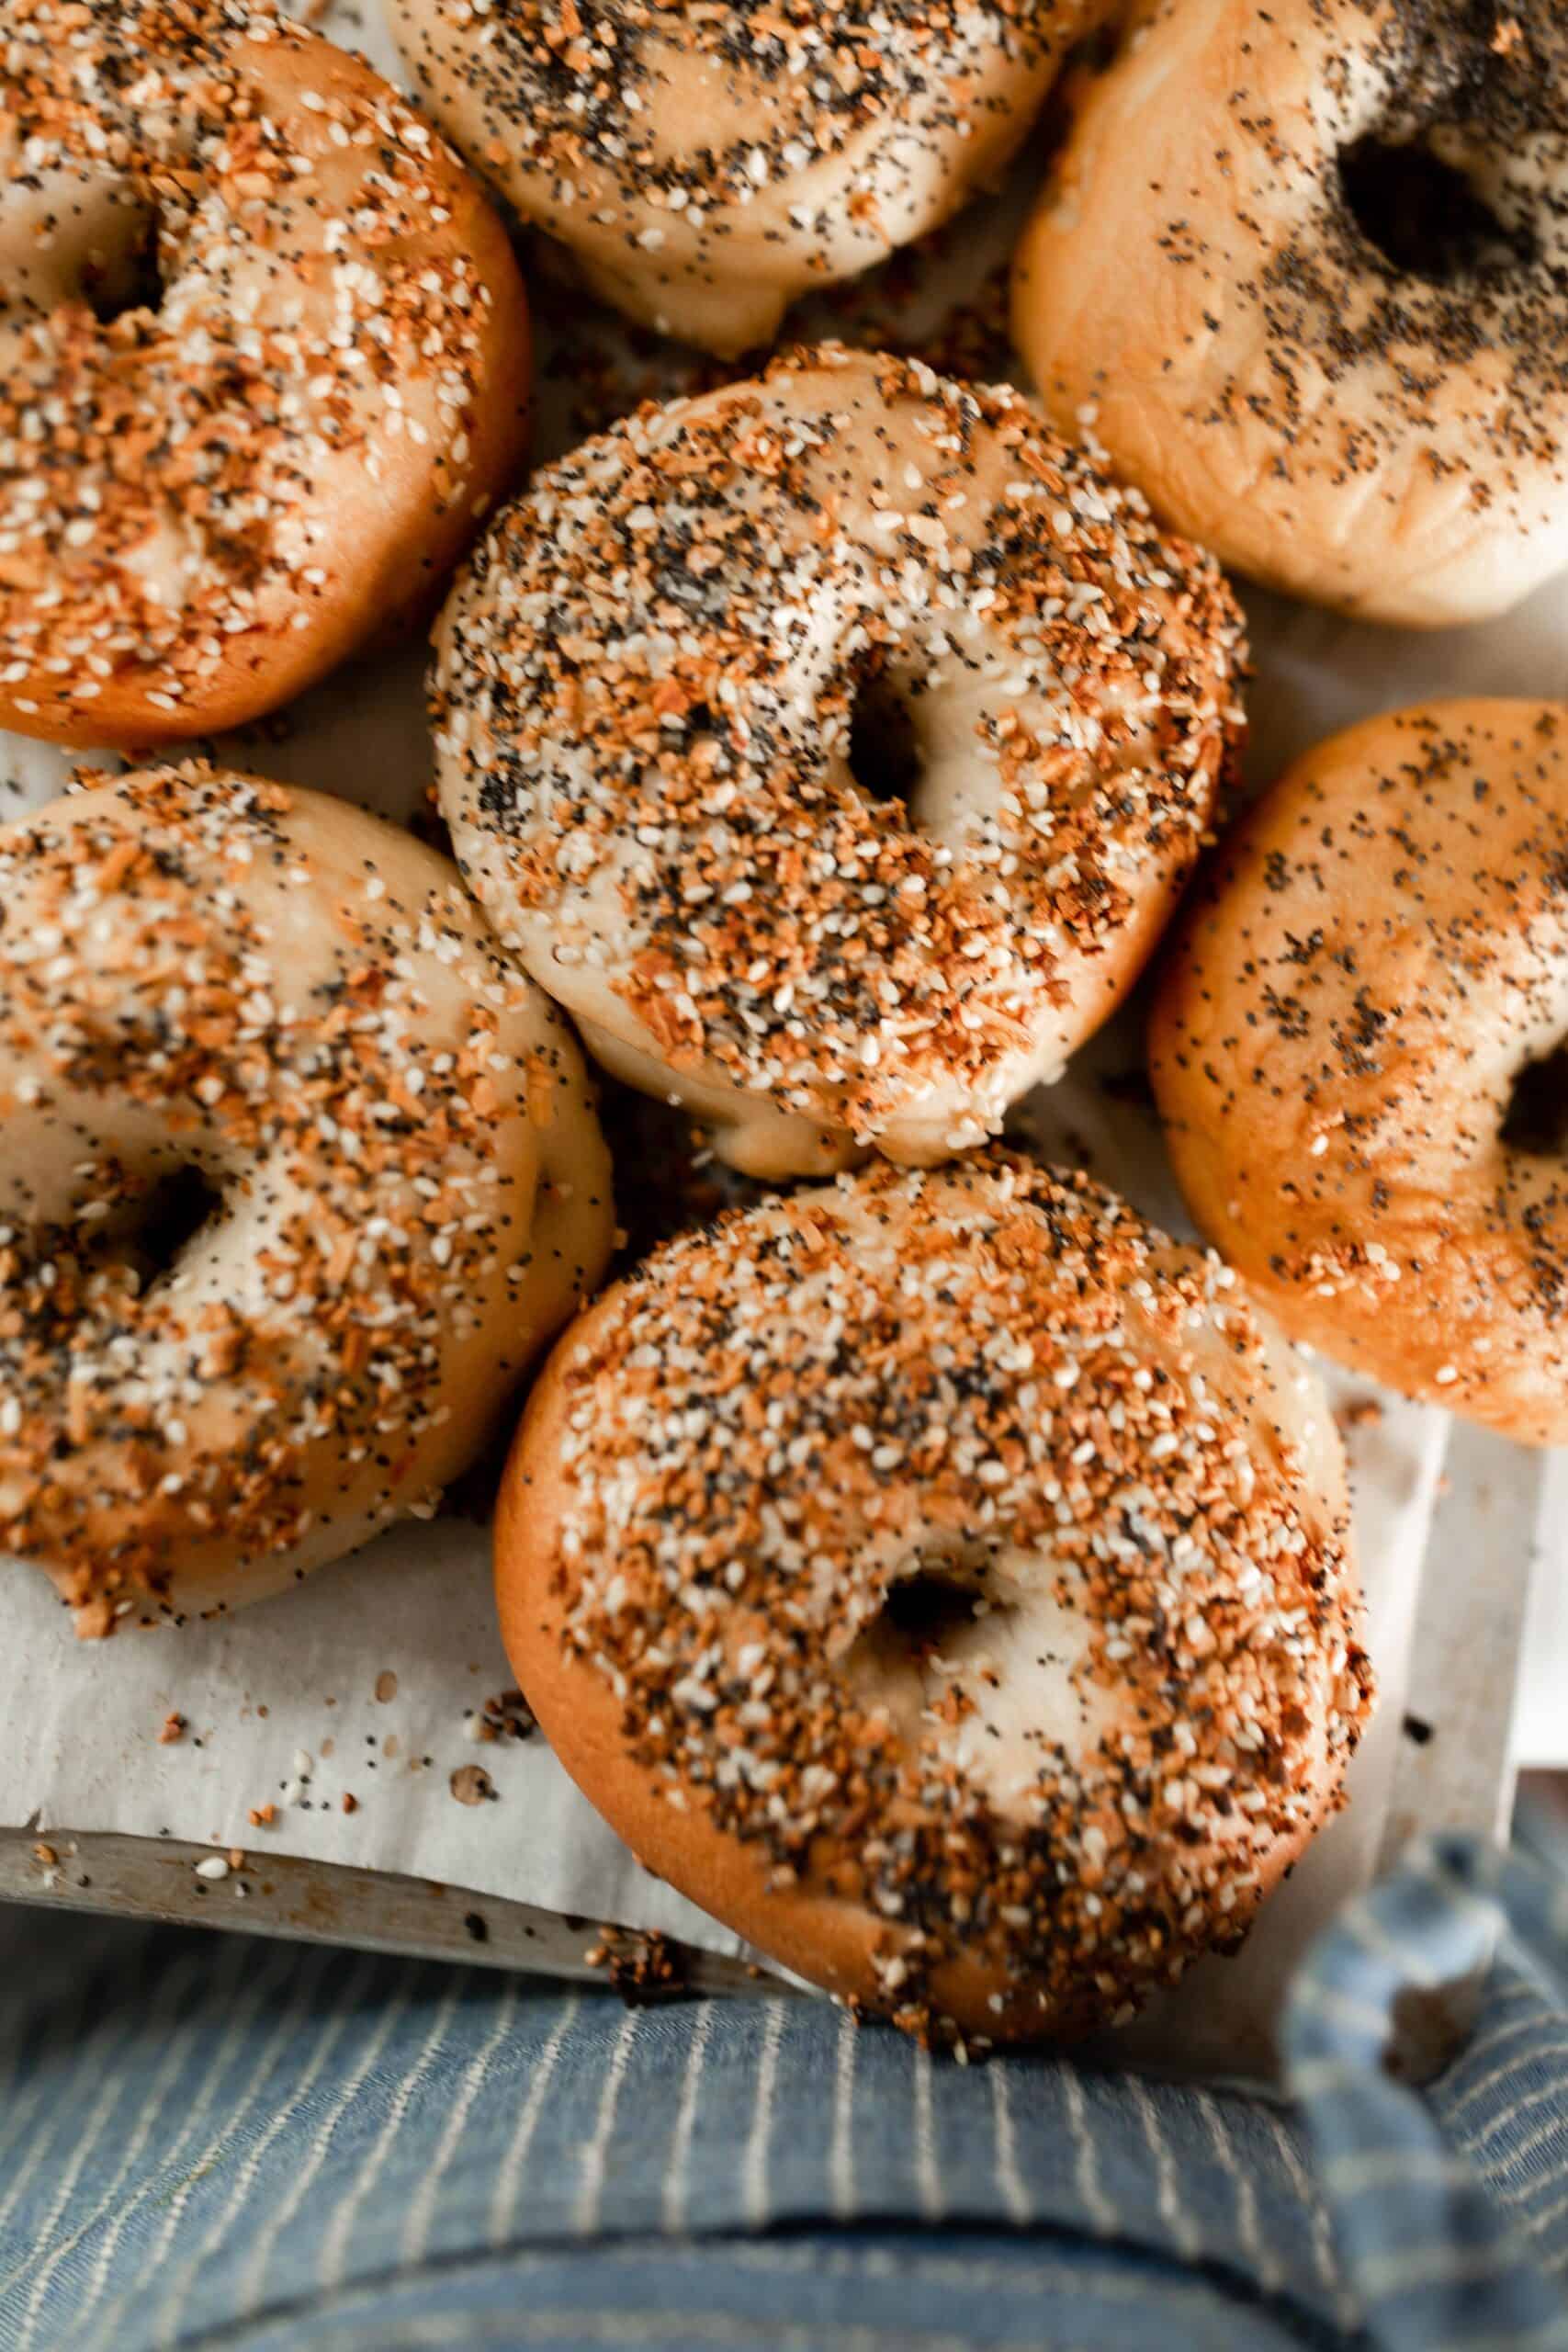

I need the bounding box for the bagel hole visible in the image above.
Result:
[844,1561,1021,1729]
[81,204,164,328]
[880,1566,986,1654]
[872,1564,1019,1666]
[1502,1042,1568,1157]
[135,1164,222,1278]
[848,676,921,810]
[1337,136,1533,283]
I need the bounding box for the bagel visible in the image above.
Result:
[0,763,613,1635]
[389,0,1094,356]
[433,345,1246,1180]
[496,1154,1373,2042]
[1011,0,1568,628]
[1150,700,1568,1444]
[0,0,531,747]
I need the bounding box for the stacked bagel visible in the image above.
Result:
[3,0,1563,2044]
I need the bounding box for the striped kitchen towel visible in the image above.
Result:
[0,1831,1564,2350]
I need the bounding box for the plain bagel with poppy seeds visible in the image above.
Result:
[1010,0,1568,628]
[0,0,531,747]
[495,1154,1373,2043]
[0,764,613,1636]
[1150,701,1568,1445]
[433,345,1246,1181]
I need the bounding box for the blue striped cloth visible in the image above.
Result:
[1,1833,1566,2351]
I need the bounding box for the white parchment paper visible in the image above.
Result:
[3,0,1563,2041]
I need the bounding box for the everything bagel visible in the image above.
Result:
[497,1156,1373,2041]
[0,765,613,1634]
[0,0,531,746]
[390,0,1094,356]
[433,345,1246,1179]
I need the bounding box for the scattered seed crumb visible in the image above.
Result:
[158,1712,186,1746]
[482,1690,538,1744]
[449,1764,496,1806]
[463,1911,490,1942]
[195,1855,230,1883]
[32,1842,57,1867]
[584,1928,688,2007]
[1336,1397,1384,1433]
[342,1793,358,1815]
[375,1672,399,1704]
[248,1804,277,1828]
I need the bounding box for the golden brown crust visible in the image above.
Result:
[1011,0,1568,628]
[0,0,531,748]
[1150,699,1568,1444]
[389,0,1095,357]
[434,345,1247,1180]
[496,1155,1371,2043]
[0,764,614,1634]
